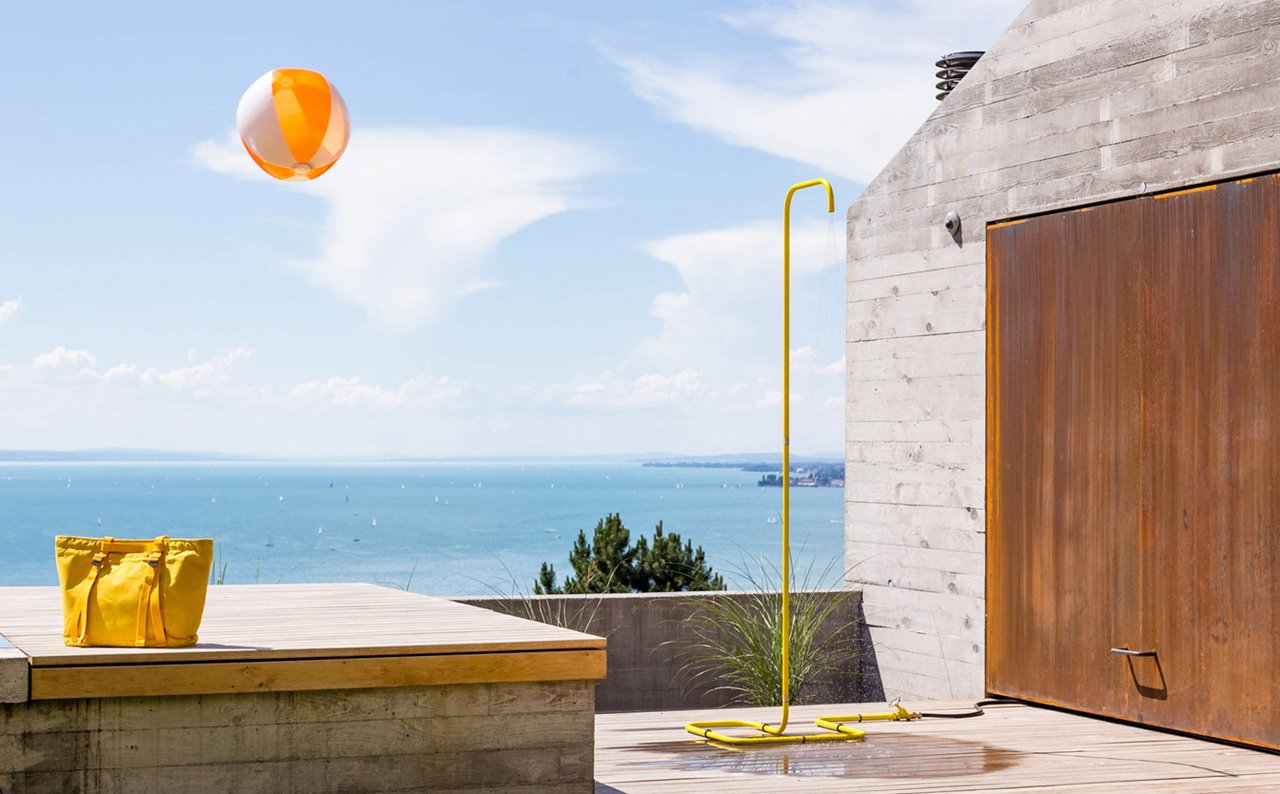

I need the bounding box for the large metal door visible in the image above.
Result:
[987,173,1279,750]
[986,195,1146,723]
[1138,177,1279,747]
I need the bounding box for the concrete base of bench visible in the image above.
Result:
[0,647,25,704]
[2,680,593,794]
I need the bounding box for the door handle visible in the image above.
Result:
[1110,647,1157,657]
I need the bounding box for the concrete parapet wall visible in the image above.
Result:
[456,589,882,712]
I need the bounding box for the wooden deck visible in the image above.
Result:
[594,700,1280,793]
[1,584,606,792]
[0,583,605,699]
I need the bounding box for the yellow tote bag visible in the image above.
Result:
[55,535,214,648]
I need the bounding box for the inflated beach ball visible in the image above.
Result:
[236,68,349,181]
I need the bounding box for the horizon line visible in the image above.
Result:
[0,448,845,464]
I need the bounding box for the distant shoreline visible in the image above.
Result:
[0,449,841,465]
[644,460,845,487]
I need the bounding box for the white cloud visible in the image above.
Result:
[17,346,255,397]
[0,299,23,326]
[0,343,484,455]
[193,126,612,332]
[101,364,138,384]
[561,366,707,409]
[288,374,464,411]
[567,381,607,406]
[33,347,97,371]
[608,0,1024,182]
[552,215,846,451]
[191,135,271,181]
[791,345,816,367]
[756,390,783,409]
[17,343,466,413]
[139,345,254,397]
[641,219,836,364]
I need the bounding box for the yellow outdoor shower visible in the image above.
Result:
[683,178,923,747]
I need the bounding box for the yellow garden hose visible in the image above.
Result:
[814,702,921,737]
[684,178,916,746]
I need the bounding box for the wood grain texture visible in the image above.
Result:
[1138,174,1279,748]
[846,0,1280,702]
[987,189,1146,726]
[0,584,605,702]
[0,583,604,667]
[594,699,1280,792]
[987,174,1279,750]
[30,649,606,700]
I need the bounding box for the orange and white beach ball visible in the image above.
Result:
[236,68,349,181]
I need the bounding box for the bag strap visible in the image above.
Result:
[134,536,169,647]
[65,536,112,645]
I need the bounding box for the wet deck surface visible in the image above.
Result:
[594,700,1279,792]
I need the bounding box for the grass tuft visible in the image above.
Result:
[672,553,854,706]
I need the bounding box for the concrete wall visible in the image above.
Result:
[1,681,594,794]
[0,634,24,704]
[458,590,883,712]
[845,0,1280,699]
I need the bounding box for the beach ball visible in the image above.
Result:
[236,68,349,181]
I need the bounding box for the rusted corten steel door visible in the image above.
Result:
[987,173,1279,750]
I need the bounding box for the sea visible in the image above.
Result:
[0,462,845,596]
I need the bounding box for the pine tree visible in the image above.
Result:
[534,514,725,594]
[561,513,635,593]
[533,561,561,595]
[634,521,725,592]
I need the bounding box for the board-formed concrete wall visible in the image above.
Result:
[845,0,1280,699]
[1,681,594,793]
[459,590,883,711]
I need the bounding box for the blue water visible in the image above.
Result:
[0,463,845,596]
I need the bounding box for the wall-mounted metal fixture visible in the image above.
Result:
[936,51,984,100]
[944,209,962,243]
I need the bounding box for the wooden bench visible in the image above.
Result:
[0,583,606,793]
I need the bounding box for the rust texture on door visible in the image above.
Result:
[987,173,1279,750]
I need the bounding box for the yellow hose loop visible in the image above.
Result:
[685,719,860,745]
[812,718,867,740]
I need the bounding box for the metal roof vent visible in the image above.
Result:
[936,51,984,100]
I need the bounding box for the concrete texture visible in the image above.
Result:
[458,589,883,712]
[0,644,26,705]
[844,0,1280,699]
[1,680,594,794]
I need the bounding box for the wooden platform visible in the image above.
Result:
[1,584,605,792]
[594,700,1280,793]
[0,583,605,700]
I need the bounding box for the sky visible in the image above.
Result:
[0,1,1024,458]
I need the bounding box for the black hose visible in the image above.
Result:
[918,696,1022,719]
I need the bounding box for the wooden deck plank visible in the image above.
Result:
[0,584,604,667]
[31,648,606,700]
[593,701,1280,793]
